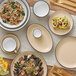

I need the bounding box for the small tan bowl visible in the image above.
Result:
[56,37,76,68]
[49,10,73,35]
[1,34,20,54]
[27,24,53,53]
[11,52,47,76]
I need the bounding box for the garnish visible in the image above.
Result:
[11,5,15,9]
[11,2,15,5]
[21,11,25,16]
[3,9,6,14]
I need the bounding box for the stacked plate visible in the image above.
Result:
[0,0,30,31]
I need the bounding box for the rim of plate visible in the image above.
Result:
[33,0,50,18]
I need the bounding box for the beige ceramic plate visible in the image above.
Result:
[49,10,73,35]
[1,34,20,54]
[11,52,47,76]
[56,37,76,68]
[27,24,53,53]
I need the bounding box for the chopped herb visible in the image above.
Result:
[11,2,15,5]
[31,69,34,73]
[26,69,30,74]
[8,13,10,16]
[11,5,15,9]
[21,11,25,16]
[18,14,20,17]
[3,9,6,14]
[7,19,10,23]
[35,64,38,66]
[11,10,14,13]
[17,65,19,68]
[7,9,9,12]
[3,20,6,23]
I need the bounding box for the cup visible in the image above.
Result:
[33,29,42,38]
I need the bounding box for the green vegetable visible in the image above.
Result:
[0,55,2,59]
[26,69,30,74]
[1,70,9,76]
[18,14,20,17]
[3,9,6,14]
[21,11,25,16]
[17,65,19,68]
[3,20,7,23]
[8,13,10,16]
[7,19,10,23]
[11,2,15,5]
[11,5,15,9]
[11,10,14,13]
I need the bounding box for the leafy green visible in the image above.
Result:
[7,19,10,23]
[11,2,15,5]
[11,5,15,9]
[21,11,25,16]
[0,55,3,59]
[3,9,6,14]
[11,10,14,13]
[8,13,10,16]
[26,69,30,74]
[18,14,20,17]
[3,20,7,23]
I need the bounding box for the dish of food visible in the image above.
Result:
[0,55,9,75]
[49,10,73,35]
[11,52,47,76]
[0,0,25,25]
[0,0,30,31]
[56,37,76,68]
[53,16,70,29]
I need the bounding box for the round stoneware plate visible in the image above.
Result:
[1,34,20,54]
[27,24,53,53]
[56,37,76,68]
[11,52,47,76]
[49,10,73,35]
[0,0,30,31]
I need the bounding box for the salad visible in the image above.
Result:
[0,55,9,75]
[52,16,70,29]
[14,54,44,76]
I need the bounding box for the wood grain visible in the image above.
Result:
[3,58,76,76]
[26,0,76,15]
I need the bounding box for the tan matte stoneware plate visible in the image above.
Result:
[27,24,53,53]
[11,52,47,76]
[49,10,73,35]
[1,34,20,54]
[56,37,76,68]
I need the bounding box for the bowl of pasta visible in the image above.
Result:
[0,0,30,31]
